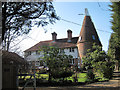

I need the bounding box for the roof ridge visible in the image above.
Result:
[57,36,79,40]
[24,36,79,52]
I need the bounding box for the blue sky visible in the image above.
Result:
[12,1,113,55]
[51,2,112,51]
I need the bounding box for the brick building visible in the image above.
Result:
[24,9,102,68]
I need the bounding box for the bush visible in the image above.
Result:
[96,62,114,79]
[86,69,95,81]
[103,62,114,79]
[52,71,74,79]
[82,44,115,80]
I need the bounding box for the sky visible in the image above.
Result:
[10,1,113,56]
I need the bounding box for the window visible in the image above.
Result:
[92,35,95,40]
[69,59,74,64]
[98,37,100,41]
[60,49,64,53]
[69,48,72,52]
[28,51,31,55]
[79,36,82,42]
[72,59,74,64]
[35,61,40,66]
[69,48,74,52]
[29,61,31,65]
[72,48,74,52]
[36,50,40,55]
[69,59,72,63]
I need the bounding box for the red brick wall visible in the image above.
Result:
[77,42,92,58]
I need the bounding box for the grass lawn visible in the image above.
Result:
[18,72,109,82]
[18,73,88,82]
[18,73,49,80]
[67,73,87,82]
[77,73,87,82]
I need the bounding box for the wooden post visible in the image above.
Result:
[115,61,119,71]
[33,66,36,90]
[16,68,19,87]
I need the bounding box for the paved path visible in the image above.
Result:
[19,71,120,90]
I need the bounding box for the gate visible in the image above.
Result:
[17,72,36,90]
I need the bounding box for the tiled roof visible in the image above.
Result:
[2,50,28,64]
[77,16,102,46]
[56,37,79,44]
[24,37,79,52]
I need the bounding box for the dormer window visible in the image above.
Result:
[98,37,100,41]
[92,35,95,40]
[79,36,82,42]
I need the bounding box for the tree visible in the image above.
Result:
[82,43,114,79]
[39,46,73,82]
[2,2,59,51]
[82,43,102,70]
[108,2,120,70]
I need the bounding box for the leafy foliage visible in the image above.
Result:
[52,71,73,79]
[108,2,120,67]
[95,61,114,79]
[2,2,59,50]
[109,2,120,33]
[86,69,95,81]
[39,46,74,81]
[82,43,102,70]
[82,43,114,79]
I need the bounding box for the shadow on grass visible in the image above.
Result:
[19,81,86,87]
[19,79,110,87]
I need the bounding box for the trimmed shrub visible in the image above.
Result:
[52,71,74,79]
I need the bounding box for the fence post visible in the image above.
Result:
[16,68,19,87]
[33,68,36,90]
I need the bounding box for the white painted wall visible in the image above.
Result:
[25,51,44,61]
[25,47,79,66]
[25,51,44,67]
[64,48,79,58]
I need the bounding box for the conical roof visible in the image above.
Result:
[77,9,102,62]
[78,9,102,46]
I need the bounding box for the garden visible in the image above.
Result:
[18,70,110,87]
[18,45,115,87]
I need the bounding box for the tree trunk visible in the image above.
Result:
[2,2,7,41]
[48,69,52,82]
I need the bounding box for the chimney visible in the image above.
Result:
[67,30,72,42]
[52,32,57,41]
